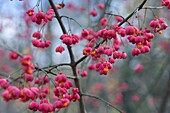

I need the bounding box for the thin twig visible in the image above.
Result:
[118,0,147,26]
[60,15,82,28]
[142,6,163,9]
[104,12,131,25]
[43,63,70,71]
[82,93,123,113]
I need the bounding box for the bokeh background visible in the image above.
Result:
[0,0,170,113]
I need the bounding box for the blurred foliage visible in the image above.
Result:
[0,0,170,113]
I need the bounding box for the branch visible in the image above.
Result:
[48,1,148,113]
[104,12,131,25]
[118,0,147,26]
[48,0,66,34]
[0,71,22,85]
[48,0,86,113]
[48,0,75,65]
[142,6,163,9]
[0,39,23,57]
[82,93,123,113]
[138,0,148,10]
[41,63,70,71]
[60,15,82,28]
[9,76,22,84]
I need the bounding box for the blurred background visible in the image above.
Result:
[0,0,170,113]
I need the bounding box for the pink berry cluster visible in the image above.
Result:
[149,18,168,34]
[128,18,167,56]
[32,31,51,48]
[22,73,49,84]
[162,0,170,8]
[126,26,153,56]
[81,16,168,75]
[0,79,40,102]
[81,27,127,75]
[26,8,55,49]
[54,73,80,108]
[26,8,54,24]
[0,73,79,113]
[1,84,51,112]
[60,34,80,45]
[95,59,112,75]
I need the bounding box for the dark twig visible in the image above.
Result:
[142,6,163,9]
[48,0,86,113]
[118,0,147,26]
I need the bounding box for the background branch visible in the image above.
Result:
[82,93,123,113]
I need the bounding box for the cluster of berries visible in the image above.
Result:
[1,75,51,102]
[60,34,80,45]
[0,79,40,102]
[26,8,54,49]
[95,60,112,75]
[149,18,168,34]
[81,16,168,75]
[32,31,51,48]
[54,73,80,109]
[26,9,54,24]
[81,27,126,75]
[162,0,170,8]
[125,26,152,56]
[0,73,79,113]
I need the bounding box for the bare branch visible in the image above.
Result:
[82,93,123,113]
[142,6,164,9]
